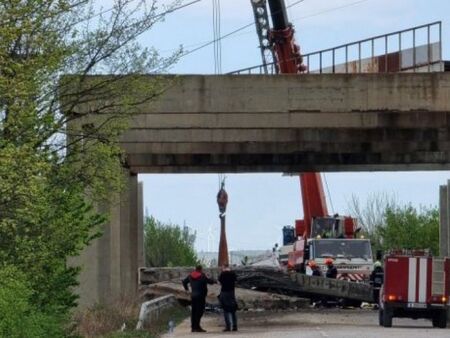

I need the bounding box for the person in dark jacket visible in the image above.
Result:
[370,261,384,306]
[182,265,216,333]
[309,260,322,277]
[322,258,338,307]
[325,258,338,279]
[218,264,238,332]
[308,261,322,307]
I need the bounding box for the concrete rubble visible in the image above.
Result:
[140,280,309,311]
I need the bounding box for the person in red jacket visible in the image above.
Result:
[182,265,216,333]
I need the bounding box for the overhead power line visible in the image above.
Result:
[182,0,306,58]
[74,0,203,26]
[180,0,372,60]
[291,0,371,21]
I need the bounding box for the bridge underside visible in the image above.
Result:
[121,73,450,173]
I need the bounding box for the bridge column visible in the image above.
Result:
[439,181,450,323]
[439,182,450,257]
[75,170,144,308]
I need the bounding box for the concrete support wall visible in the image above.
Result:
[438,182,450,322]
[440,184,450,257]
[75,171,144,308]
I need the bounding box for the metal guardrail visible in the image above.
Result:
[136,294,176,330]
[229,21,442,75]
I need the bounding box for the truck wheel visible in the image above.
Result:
[382,306,392,327]
[432,310,447,328]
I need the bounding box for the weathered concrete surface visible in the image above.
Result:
[440,184,450,257]
[438,181,450,322]
[114,73,450,173]
[72,170,144,308]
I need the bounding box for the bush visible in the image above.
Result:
[144,216,198,267]
[0,266,65,338]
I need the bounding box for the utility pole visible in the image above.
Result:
[217,180,229,266]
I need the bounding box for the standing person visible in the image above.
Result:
[370,261,384,307]
[325,258,337,279]
[323,258,338,307]
[218,264,238,332]
[308,261,322,307]
[182,265,216,333]
[309,260,322,277]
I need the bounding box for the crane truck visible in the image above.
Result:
[254,0,374,282]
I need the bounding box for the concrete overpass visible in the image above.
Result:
[123,73,450,173]
[71,73,450,307]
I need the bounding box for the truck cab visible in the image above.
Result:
[286,216,374,280]
[308,238,373,281]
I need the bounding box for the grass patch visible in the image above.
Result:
[73,299,189,338]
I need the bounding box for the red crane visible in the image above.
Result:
[260,2,371,283]
[265,0,327,239]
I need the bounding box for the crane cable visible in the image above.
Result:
[182,0,307,59]
[181,0,373,59]
[322,173,335,215]
[212,0,222,74]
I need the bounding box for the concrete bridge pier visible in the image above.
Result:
[439,181,450,322]
[440,182,450,258]
[75,171,144,308]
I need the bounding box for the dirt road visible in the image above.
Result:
[163,308,449,338]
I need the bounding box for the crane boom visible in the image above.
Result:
[265,0,326,238]
[267,0,305,73]
[252,1,371,286]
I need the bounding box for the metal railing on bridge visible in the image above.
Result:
[229,21,443,75]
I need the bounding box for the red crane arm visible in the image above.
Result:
[267,0,327,237]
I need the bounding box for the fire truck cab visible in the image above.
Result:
[379,251,449,328]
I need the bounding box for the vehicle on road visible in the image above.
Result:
[379,250,449,328]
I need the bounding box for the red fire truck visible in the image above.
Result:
[379,250,449,328]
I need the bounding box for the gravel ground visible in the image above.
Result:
[163,307,449,338]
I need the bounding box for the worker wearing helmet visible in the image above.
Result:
[309,260,322,277]
[325,258,337,279]
[370,260,384,307]
[309,260,323,307]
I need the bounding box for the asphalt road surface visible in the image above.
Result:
[163,307,449,338]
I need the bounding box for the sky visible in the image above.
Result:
[135,0,450,252]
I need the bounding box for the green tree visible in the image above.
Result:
[0,0,182,333]
[144,216,198,267]
[0,266,64,337]
[347,194,439,255]
[377,205,439,255]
